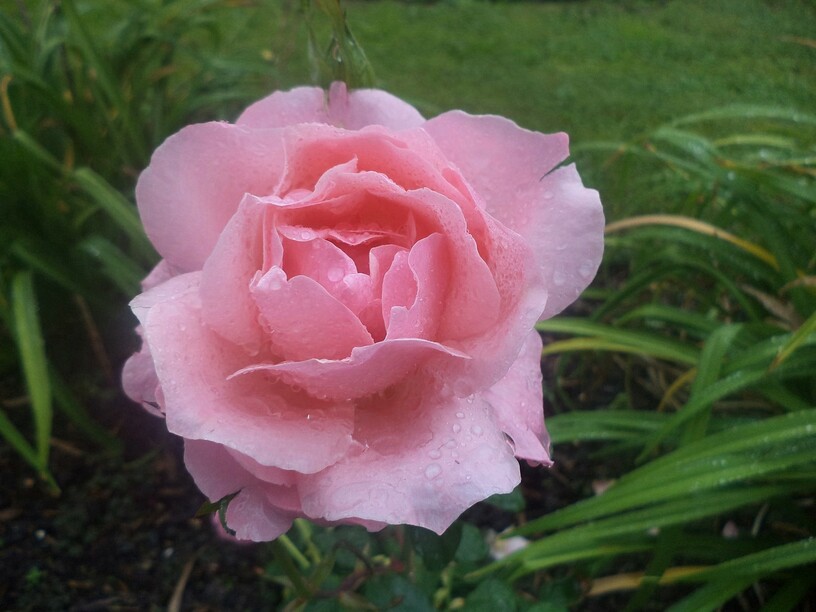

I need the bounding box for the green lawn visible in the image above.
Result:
[322,0,816,143]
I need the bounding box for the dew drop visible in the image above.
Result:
[471,425,483,436]
[452,423,462,434]
[424,463,442,480]
[428,449,441,460]
[455,411,465,419]
[552,270,566,286]
[578,259,595,279]
[300,229,313,240]
[327,267,344,282]
[543,191,555,200]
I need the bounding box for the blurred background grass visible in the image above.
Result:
[1,0,815,610]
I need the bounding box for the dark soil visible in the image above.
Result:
[0,407,286,611]
[0,398,597,612]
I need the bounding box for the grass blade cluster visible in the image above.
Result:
[501,106,816,608]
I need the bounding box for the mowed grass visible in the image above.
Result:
[325,0,816,143]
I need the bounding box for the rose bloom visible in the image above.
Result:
[123,84,603,541]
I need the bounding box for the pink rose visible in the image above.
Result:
[123,84,603,540]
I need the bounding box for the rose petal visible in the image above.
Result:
[385,233,448,340]
[280,233,357,296]
[251,267,373,361]
[141,259,180,291]
[226,448,298,487]
[423,111,569,213]
[199,196,267,353]
[185,439,295,541]
[423,111,604,319]
[121,330,162,416]
[140,277,354,473]
[232,338,469,401]
[136,122,285,271]
[529,164,605,319]
[275,123,462,200]
[380,250,416,330]
[480,331,551,464]
[299,385,520,534]
[237,83,425,131]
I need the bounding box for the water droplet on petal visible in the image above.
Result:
[578,259,595,279]
[327,267,344,282]
[471,425,483,436]
[428,449,441,460]
[543,191,555,200]
[456,411,465,419]
[452,423,462,434]
[552,271,566,286]
[424,463,442,480]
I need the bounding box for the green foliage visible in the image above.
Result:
[489,108,816,608]
[0,0,287,482]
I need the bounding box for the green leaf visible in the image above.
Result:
[455,523,489,564]
[11,271,51,469]
[667,577,757,612]
[407,523,463,572]
[72,168,155,262]
[0,408,40,472]
[78,235,146,296]
[50,369,121,452]
[537,318,699,365]
[514,410,816,536]
[485,487,526,512]
[465,577,518,612]
[547,410,667,444]
[679,538,816,582]
[363,574,434,612]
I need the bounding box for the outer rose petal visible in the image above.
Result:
[299,385,520,534]
[137,274,355,473]
[136,122,285,271]
[185,440,295,541]
[121,332,162,416]
[480,331,551,464]
[233,338,469,401]
[237,83,425,131]
[199,196,266,353]
[423,111,604,319]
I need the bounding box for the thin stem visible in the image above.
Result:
[271,539,312,601]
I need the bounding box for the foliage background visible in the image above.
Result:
[1,0,814,609]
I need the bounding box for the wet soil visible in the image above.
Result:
[0,400,606,611]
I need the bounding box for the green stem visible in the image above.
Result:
[271,539,312,601]
[278,534,311,570]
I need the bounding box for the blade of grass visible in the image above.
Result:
[11,271,51,469]
[770,309,816,371]
[50,369,121,452]
[681,324,744,444]
[605,215,778,269]
[0,407,41,471]
[676,538,816,582]
[537,318,699,365]
[72,168,155,262]
[516,410,816,534]
[547,410,667,444]
[78,235,146,296]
